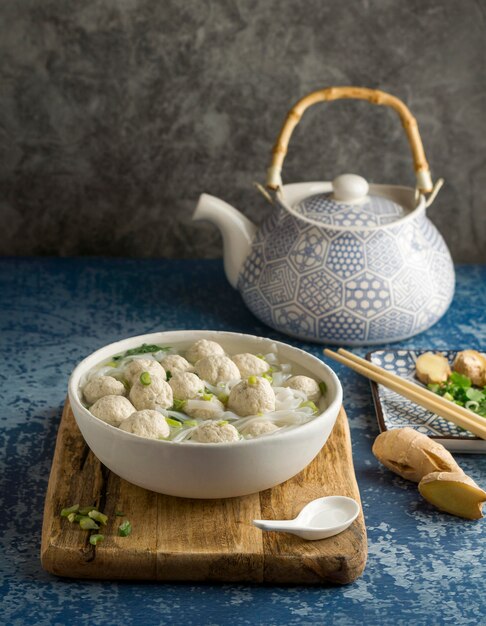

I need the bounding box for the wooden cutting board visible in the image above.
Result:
[41,401,367,584]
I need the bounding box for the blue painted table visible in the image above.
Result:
[1,259,485,626]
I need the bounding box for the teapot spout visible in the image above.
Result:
[193,194,257,288]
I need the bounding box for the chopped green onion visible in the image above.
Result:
[140,371,152,386]
[466,387,485,402]
[67,513,76,523]
[248,375,257,385]
[185,420,198,427]
[89,534,105,546]
[262,373,273,383]
[218,420,229,426]
[166,417,182,428]
[172,398,186,411]
[78,506,95,515]
[319,381,327,396]
[299,400,319,414]
[466,400,480,411]
[79,516,100,530]
[266,366,275,374]
[427,383,441,393]
[118,520,132,537]
[88,510,108,525]
[256,354,266,360]
[105,361,118,368]
[73,514,84,522]
[61,504,79,517]
[202,393,213,401]
[443,392,454,402]
[217,393,229,404]
[115,511,125,517]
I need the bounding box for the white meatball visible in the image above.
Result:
[129,376,173,410]
[191,420,239,444]
[195,355,240,385]
[184,397,225,420]
[231,353,269,378]
[162,354,194,374]
[119,410,170,440]
[90,395,136,427]
[245,420,279,438]
[169,372,204,400]
[284,376,321,403]
[228,377,276,417]
[124,359,166,386]
[185,339,224,364]
[83,375,125,405]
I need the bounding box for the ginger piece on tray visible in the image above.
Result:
[419,471,486,520]
[453,350,486,387]
[415,352,451,385]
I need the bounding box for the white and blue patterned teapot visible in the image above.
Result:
[193,87,455,345]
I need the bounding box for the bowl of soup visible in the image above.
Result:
[69,330,342,498]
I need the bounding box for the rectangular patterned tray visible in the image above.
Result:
[368,349,486,454]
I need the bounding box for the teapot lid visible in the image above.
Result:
[294,173,406,227]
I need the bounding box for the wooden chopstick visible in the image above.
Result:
[323,348,486,440]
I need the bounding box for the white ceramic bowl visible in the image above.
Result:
[68,330,343,499]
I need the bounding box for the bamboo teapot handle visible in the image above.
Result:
[266,86,434,193]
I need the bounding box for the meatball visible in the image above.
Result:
[129,376,173,410]
[169,372,204,400]
[184,397,225,420]
[83,375,125,405]
[231,353,269,378]
[284,376,321,403]
[185,339,224,364]
[245,420,279,438]
[119,409,170,440]
[195,355,240,385]
[191,420,239,444]
[90,395,136,427]
[162,354,194,375]
[453,350,486,387]
[228,377,276,417]
[124,359,166,386]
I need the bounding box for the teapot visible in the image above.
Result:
[193,87,454,345]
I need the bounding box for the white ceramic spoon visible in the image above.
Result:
[252,496,360,541]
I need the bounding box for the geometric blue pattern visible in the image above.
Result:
[296,192,405,227]
[289,226,328,272]
[366,230,403,277]
[237,201,455,344]
[327,232,365,278]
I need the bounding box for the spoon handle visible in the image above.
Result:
[253,519,297,531]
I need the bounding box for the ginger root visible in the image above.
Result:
[372,427,461,483]
[418,472,486,520]
[373,428,486,519]
[453,350,486,387]
[415,352,451,385]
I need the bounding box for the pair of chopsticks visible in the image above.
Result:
[324,348,486,440]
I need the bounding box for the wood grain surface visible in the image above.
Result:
[41,401,367,584]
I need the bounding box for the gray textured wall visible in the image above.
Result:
[0,0,485,261]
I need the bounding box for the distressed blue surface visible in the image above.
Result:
[0,258,485,626]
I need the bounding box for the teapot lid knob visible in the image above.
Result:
[332,173,369,204]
